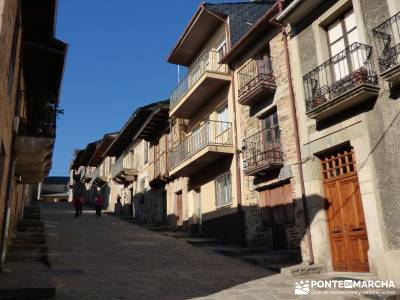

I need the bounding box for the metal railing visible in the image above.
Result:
[170,49,229,109]
[373,11,400,72]
[238,55,275,99]
[168,120,233,171]
[303,42,378,113]
[242,128,283,174]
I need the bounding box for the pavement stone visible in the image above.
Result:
[40,203,398,300]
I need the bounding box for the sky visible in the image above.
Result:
[51,0,246,176]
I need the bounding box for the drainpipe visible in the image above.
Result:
[214,12,246,245]
[270,0,314,265]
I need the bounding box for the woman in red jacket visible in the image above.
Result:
[95,195,104,217]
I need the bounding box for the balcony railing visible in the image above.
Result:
[373,12,400,73]
[303,42,378,113]
[170,50,229,109]
[238,55,275,104]
[168,120,233,171]
[242,128,283,175]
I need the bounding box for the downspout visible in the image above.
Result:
[225,29,246,246]
[273,0,315,265]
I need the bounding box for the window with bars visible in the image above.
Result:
[215,172,232,208]
[321,148,357,181]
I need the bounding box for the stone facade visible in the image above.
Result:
[281,0,400,284]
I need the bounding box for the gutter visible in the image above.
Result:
[272,0,315,265]
[275,0,302,22]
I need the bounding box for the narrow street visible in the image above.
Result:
[41,202,274,300]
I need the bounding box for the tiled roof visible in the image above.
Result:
[204,1,275,47]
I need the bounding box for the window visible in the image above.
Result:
[216,40,227,62]
[0,143,6,194]
[215,172,232,207]
[143,141,149,164]
[261,110,280,144]
[327,9,360,80]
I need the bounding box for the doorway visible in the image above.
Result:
[322,147,369,272]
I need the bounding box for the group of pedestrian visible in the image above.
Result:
[72,194,104,218]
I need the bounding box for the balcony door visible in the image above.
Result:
[216,105,229,144]
[327,9,361,81]
[260,111,280,163]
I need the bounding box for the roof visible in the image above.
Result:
[221,2,280,65]
[205,1,275,47]
[22,0,68,103]
[167,1,275,66]
[105,100,170,158]
[43,176,69,185]
[70,149,85,170]
[88,132,119,167]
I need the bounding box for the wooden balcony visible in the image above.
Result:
[91,167,107,188]
[303,43,379,121]
[14,136,54,184]
[238,55,276,106]
[168,121,234,177]
[242,128,283,176]
[374,12,400,83]
[111,154,138,185]
[169,50,231,119]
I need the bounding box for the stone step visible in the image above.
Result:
[12,237,46,244]
[8,244,47,252]
[0,287,55,299]
[213,246,270,257]
[18,220,44,227]
[185,238,223,247]
[6,252,47,262]
[16,226,45,233]
[280,263,325,276]
[16,232,45,239]
[239,254,299,270]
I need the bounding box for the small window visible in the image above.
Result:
[216,40,227,62]
[215,172,232,207]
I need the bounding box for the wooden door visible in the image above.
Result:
[260,183,294,250]
[176,192,183,228]
[322,148,369,272]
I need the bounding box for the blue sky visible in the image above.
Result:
[51,0,245,176]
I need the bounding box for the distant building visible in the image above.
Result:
[40,176,70,202]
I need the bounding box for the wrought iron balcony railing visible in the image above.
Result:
[237,54,275,103]
[303,42,378,113]
[373,11,400,72]
[242,128,283,175]
[168,120,232,171]
[170,50,229,109]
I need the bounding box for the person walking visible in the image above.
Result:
[95,194,104,217]
[79,194,85,215]
[72,195,82,218]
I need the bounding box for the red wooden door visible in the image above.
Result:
[322,148,369,272]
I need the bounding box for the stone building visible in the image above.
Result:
[103,100,169,223]
[220,1,308,260]
[0,0,66,269]
[277,0,400,283]
[165,1,276,244]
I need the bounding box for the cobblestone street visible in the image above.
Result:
[41,202,395,300]
[41,202,273,300]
